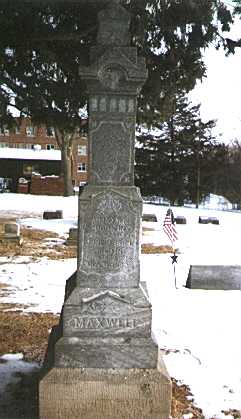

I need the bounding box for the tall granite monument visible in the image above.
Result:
[39,1,171,418]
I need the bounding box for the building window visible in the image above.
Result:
[26,126,35,136]
[77,162,87,172]
[0,126,9,136]
[46,144,55,150]
[46,126,55,137]
[25,143,35,149]
[78,145,87,156]
[0,142,8,148]
[15,126,20,135]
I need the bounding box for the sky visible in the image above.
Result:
[189,12,241,144]
[1,193,241,418]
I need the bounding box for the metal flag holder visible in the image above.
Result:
[163,207,178,289]
[170,249,178,289]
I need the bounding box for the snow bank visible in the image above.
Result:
[0,193,241,417]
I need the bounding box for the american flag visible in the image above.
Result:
[163,208,178,245]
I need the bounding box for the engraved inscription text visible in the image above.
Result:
[82,192,136,273]
[68,316,137,330]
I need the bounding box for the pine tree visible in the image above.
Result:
[220,141,241,208]
[135,94,216,205]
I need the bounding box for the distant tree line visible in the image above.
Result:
[213,140,241,209]
[135,94,241,209]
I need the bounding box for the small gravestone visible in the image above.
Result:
[175,215,186,224]
[198,216,209,224]
[0,224,5,236]
[43,210,63,220]
[65,227,78,246]
[198,216,219,225]
[142,213,158,222]
[208,216,219,225]
[0,222,22,245]
[186,265,241,290]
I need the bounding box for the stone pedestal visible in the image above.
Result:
[40,359,171,419]
[39,1,171,417]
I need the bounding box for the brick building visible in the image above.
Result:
[0,118,88,193]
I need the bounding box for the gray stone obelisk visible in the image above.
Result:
[39,2,171,418]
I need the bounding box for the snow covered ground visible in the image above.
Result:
[0,193,241,418]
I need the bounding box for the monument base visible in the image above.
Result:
[39,361,172,419]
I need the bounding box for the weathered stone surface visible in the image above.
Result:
[55,336,158,369]
[97,1,130,46]
[39,362,171,419]
[63,286,152,338]
[77,186,142,288]
[186,265,241,290]
[91,121,134,185]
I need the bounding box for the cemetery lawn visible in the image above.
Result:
[0,193,241,418]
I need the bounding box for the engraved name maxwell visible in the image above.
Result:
[67,316,136,330]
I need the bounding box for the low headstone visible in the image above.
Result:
[0,224,5,236]
[0,222,22,245]
[65,227,78,246]
[142,213,158,222]
[198,216,209,224]
[198,216,219,225]
[5,223,20,236]
[43,210,63,220]
[208,216,219,225]
[175,215,186,224]
[186,265,241,290]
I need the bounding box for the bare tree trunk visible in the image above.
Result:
[61,143,74,196]
[55,128,74,197]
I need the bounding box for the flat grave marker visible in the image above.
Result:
[186,265,241,290]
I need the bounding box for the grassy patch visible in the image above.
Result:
[0,226,76,259]
[141,243,176,254]
[171,378,203,418]
[0,310,59,363]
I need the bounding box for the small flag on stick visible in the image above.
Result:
[163,208,178,247]
[163,208,178,288]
